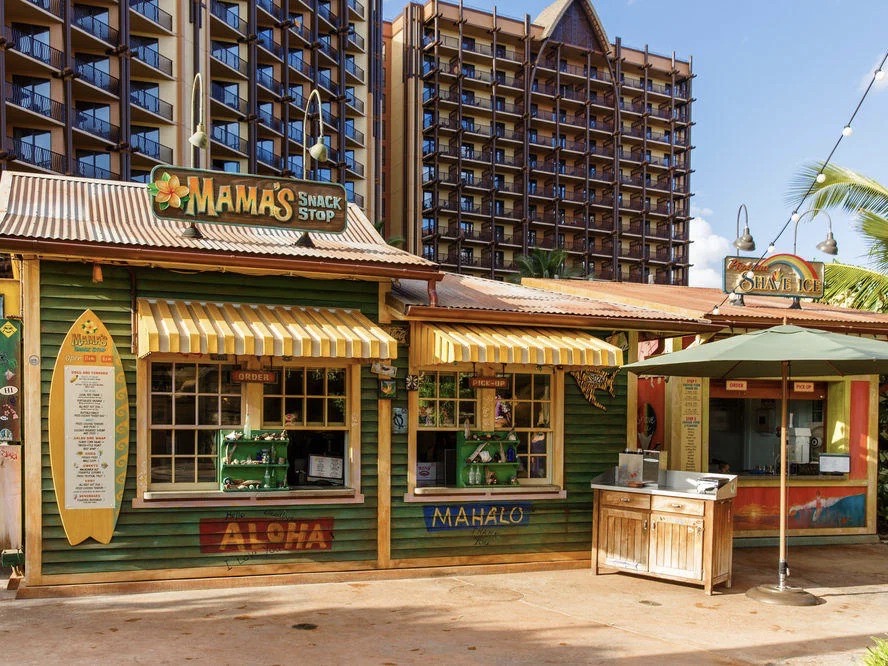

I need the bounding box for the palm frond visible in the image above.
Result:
[858,211,888,273]
[787,162,888,217]
[820,262,888,313]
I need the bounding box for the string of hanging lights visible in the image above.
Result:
[711,51,887,316]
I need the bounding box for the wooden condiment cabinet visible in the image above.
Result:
[591,472,736,594]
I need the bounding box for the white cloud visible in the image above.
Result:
[863,53,887,91]
[690,205,713,218]
[688,216,731,288]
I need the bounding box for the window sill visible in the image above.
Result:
[133,488,363,508]
[404,485,565,502]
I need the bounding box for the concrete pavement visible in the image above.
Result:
[2,542,887,665]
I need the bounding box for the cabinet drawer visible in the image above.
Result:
[600,490,651,510]
[651,495,705,516]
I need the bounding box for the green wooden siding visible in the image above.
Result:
[389,365,628,560]
[39,262,383,576]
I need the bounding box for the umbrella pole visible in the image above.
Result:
[778,360,788,590]
[746,359,819,605]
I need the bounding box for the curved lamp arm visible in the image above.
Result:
[188,73,209,157]
[733,203,755,252]
[791,209,837,256]
[303,88,329,177]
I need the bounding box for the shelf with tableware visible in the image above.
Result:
[217,430,291,492]
[456,430,521,488]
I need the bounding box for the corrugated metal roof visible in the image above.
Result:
[392,273,706,323]
[414,322,622,366]
[525,280,888,332]
[137,298,396,359]
[0,171,437,270]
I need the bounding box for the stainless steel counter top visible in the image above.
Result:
[590,469,738,501]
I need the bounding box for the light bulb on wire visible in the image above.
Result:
[842,125,853,137]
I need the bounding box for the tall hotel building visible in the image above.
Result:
[387,0,694,284]
[0,0,379,217]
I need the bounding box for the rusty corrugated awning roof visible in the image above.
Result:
[391,273,712,331]
[524,279,888,336]
[0,171,440,279]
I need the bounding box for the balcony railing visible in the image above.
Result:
[131,43,173,76]
[74,111,120,143]
[210,0,247,34]
[130,0,173,30]
[317,71,339,95]
[131,133,172,163]
[7,84,65,123]
[9,28,65,69]
[255,0,282,20]
[211,125,248,153]
[76,160,116,180]
[9,137,65,172]
[347,0,364,17]
[344,59,365,81]
[345,90,364,114]
[211,82,248,115]
[347,190,364,207]
[344,124,364,144]
[257,33,282,59]
[316,2,336,25]
[288,53,312,77]
[257,69,281,95]
[256,146,281,168]
[74,60,120,95]
[130,88,173,120]
[72,8,119,44]
[347,30,365,51]
[258,109,283,134]
[211,48,248,76]
[345,157,364,178]
[24,0,62,18]
[289,22,311,43]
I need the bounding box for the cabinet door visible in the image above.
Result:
[598,507,648,572]
[648,512,704,580]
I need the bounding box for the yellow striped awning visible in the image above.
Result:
[137,299,396,360]
[415,323,623,366]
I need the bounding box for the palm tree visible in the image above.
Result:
[509,247,580,282]
[788,163,888,312]
[373,220,405,248]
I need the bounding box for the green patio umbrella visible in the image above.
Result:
[622,324,888,605]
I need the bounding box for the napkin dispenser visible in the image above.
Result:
[618,449,667,486]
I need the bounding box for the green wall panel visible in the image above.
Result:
[388,367,628,561]
[38,262,383,576]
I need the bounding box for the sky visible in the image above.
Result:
[382,0,888,288]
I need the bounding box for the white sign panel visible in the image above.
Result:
[64,365,116,509]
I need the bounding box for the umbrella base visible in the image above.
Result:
[746,584,821,606]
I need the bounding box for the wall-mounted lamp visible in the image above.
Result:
[733,203,755,253]
[188,73,208,153]
[789,208,838,308]
[183,72,206,239]
[791,209,838,256]
[303,88,329,179]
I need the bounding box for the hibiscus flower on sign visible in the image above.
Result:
[147,171,190,210]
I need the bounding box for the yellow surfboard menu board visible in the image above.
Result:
[49,310,129,545]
